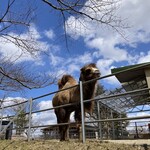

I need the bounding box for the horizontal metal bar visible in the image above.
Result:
[32,84,78,101]
[31,87,146,114]
[1,88,149,121]
[2,63,150,110]
[1,102,79,121]
[32,101,79,114]
[127,109,150,114]
[84,87,150,104]
[0,85,79,109]
[128,125,148,127]
[1,100,28,109]
[2,64,150,108]
[10,122,77,131]
[85,115,150,124]
[38,88,150,114]
[129,120,150,123]
[16,87,150,115]
[6,115,150,132]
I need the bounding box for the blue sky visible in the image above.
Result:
[1,0,150,129]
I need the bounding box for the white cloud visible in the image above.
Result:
[1,98,57,126]
[48,52,94,77]
[96,59,114,76]
[38,100,53,110]
[32,100,76,126]
[137,51,150,64]
[120,0,150,31]
[0,24,50,64]
[88,37,129,62]
[66,0,150,56]
[1,97,28,119]
[96,59,120,85]
[32,110,56,126]
[64,0,150,86]
[1,97,27,107]
[32,100,56,126]
[68,64,80,74]
[44,29,55,39]
[77,53,93,64]
[49,53,64,67]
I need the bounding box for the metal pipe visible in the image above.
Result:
[3,100,28,109]
[85,115,150,124]
[80,81,85,143]
[0,106,4,132]
[32,85,78,101]
[97,101,102,139]
[119,114,123,139]
[111,110,115,139]
[127,109,150,114]
[2,87,150,113]
[6,114,150,131]
[86,88,150,103]
[135,122,139,138]
[1,63,149,109]
[28,98,33,142]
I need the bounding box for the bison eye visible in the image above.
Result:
[85,69,91,74]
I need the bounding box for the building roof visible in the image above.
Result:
[111,62,150,83]
[97,62,150,114]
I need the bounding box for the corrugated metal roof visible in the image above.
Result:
[97,62,150,113]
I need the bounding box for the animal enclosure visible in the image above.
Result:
[0,62,150,142]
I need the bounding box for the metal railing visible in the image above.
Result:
[0,64,150,142]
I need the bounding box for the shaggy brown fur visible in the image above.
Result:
[57,79,63,89]
[53,75,77,141]
[57,75,76,90]
[53,75,77,107]
[52,63,100,141]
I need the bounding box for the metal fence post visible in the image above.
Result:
[111,110,115,139]
[135,122,139,138]
[0,106,4,132]
[120,114,123,139]
[28,98,33,142]
[97,101,102,139]
[79,81,85,143]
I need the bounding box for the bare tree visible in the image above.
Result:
[0,0,128,92]
[0,58,56,91]
[42,0,128,39]
[0,0,37,53]
[12,100,28,135]
[0,0,56,91]
[1,97,36,135]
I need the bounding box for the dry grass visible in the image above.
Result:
[0,139,149,150]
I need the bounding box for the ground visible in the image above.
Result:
[0,139,150,150]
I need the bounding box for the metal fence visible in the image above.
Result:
[0,63,150,143]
